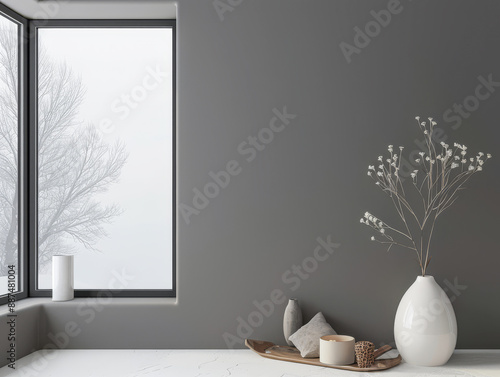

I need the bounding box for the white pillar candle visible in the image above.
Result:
[52,255,74,301]
[320,335,355,365]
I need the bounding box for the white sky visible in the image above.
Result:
[38,28,173,290]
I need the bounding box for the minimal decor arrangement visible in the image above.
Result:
[288,312,336,358]
[355,341,375,368]
[360,117,492,366]
[52,255,74,302]
[246,339,401,372]
[319,335,355,365]
[249,306,400,371]
[283,298,303,346]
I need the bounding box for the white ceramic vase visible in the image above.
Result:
[394,276,457,366]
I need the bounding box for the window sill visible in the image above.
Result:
[0,297,47,315]
[42,297,178,306]
[0,296,177,314]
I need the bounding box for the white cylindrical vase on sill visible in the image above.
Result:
[52,255,74,301]
[394,275,457,366]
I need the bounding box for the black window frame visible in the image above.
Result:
[0,3,29,306]
[0,7,177,302]
[30,19,176,298]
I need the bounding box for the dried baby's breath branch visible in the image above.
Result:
[363,117,491,276]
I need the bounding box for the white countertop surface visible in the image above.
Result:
[1,349,499,377]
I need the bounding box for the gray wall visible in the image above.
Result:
[6,0,500,355]
[173,0,500,349]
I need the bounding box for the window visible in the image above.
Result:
[32,21,175,297]
[0,6,27,304]
[0,9,176,301]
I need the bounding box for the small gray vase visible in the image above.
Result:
[283,298,302,346]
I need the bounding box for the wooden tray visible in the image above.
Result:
[245,339,402,372]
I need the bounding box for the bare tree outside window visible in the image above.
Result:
[0,24,127,281]
[37,47,127,270]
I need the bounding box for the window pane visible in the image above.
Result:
[0,15,19,296]
[37,28,173,290]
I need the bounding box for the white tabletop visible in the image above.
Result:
[1,349,499,377]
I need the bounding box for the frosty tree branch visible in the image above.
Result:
[0,28,128,274]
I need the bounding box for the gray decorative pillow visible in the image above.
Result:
[288,312,337,358]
